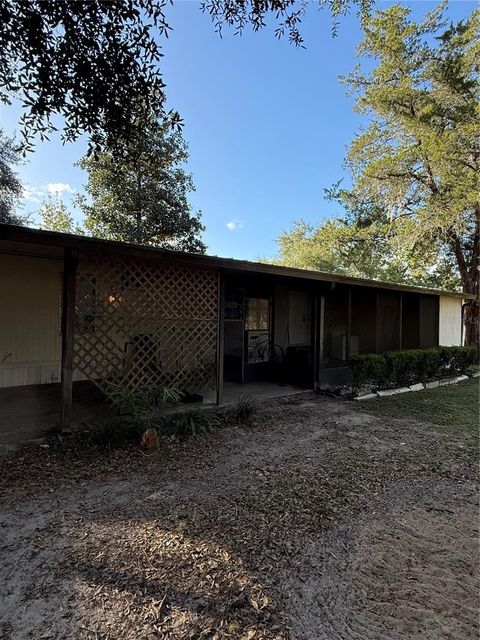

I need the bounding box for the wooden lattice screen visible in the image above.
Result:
[73,253,218,393]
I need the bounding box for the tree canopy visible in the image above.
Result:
[341,4,479,344]
[76,117,206,253]
[201,0,372,46]
[38,197,83,235]
[275,4,479,345]
[0,129,27,225]
[0,0,177,154]
[1,0,371,153]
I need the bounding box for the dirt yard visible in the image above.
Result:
[0,392,478,640]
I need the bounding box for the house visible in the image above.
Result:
[0,224,471,438]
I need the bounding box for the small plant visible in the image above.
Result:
[105,382,182,435]
[227,395,257,425]
[172,409,224,439]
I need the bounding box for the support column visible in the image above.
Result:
[399,293,403,349]
[60,248,78,428]
[215,270,225,405]
[318,295,325,384]
[346,287,352,360]
[312,293,319,389]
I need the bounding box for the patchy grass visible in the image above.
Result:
[355,378,479,441]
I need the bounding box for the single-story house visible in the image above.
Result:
[0,224,473,433]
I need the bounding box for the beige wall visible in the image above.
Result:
[439,295,462,346]
[0,254,62,386]
[274,286,311,350]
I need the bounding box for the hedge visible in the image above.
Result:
[351,346,478,387]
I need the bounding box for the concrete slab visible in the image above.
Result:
[409,383,425,392]
[377,387,411,397]
[354,393,377,401]
[221,381,308,405]
[0,381,114,446]
[425,380,440,389]
[471,372,480,378]
[454,375,469,383]
[437,378,456,387]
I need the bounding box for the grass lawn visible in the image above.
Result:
[356,378,479,441]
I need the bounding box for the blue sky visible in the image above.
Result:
[0,0,475,260]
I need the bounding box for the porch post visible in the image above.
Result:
[216,270,225,405]
[375,290,380,353]
[399,293,403,349]
[346,287,352,360]
[312,292,319,389]
[60,248,78,428]
[318,295,325,385]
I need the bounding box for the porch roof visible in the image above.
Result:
[0,223,473,300]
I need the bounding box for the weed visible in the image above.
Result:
[227,395,257,425]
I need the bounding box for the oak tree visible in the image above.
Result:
[77,118,206,252]
[339,5,479,345]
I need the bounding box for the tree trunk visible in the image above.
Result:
[464,208,480,348]
[463,255,479,348]
[449,211,479,348]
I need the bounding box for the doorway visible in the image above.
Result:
[223,286,275,383]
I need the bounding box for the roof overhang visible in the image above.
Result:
[0,224,473,300]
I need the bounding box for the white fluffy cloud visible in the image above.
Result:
[22,185,45,203]
[225,219,244,231]
[22,182,74,203]
[47,182,74,195]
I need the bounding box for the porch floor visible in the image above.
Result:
[0,382,113,447]
[221,381,309,404]
[0,381,310,447]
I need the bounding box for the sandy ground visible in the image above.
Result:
[0,394,478,639]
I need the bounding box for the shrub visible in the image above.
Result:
[227,395,257,425]
[105,383,182,434]
[438,346,478,375]
[384,349,421,386]
[352,346,478,387]
[351,353,388,385]
[171,409,224,440]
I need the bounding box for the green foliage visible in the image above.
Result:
[77,118,206,252]
[163,395,257,440]
[273,216,458,289]
[438,346,478,375]
[38,197,83,234]
[172,409,224,440]
[105,383,182,433]
[352,346,478,386]
[339,4,479,344]
[227,395,257,425]
[0,1,179,154]
[1,0,369,153]
[350,353,388,385]
[355,378,479,441]
[202,0,373,46]
[73,420,139,452]
[0,129,26,225]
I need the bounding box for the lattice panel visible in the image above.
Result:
[73,253,218,393]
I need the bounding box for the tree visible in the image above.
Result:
[0,0,178,154]
[202,0,373,46]
[0,128,27,225]
[77,118,206,253]
[274,215,459,291]
[1,0,371,153]
[38,197,83,235]
[337,5,479,345]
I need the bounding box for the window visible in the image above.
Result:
[246,297,269,330]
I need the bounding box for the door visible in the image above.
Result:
[244,295,272,382]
